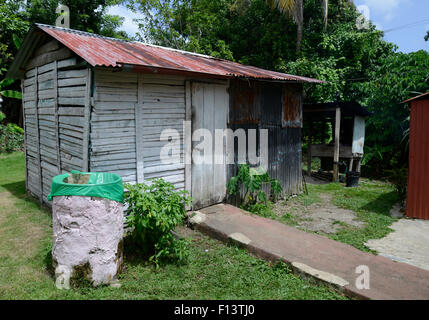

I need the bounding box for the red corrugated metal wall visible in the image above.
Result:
[407,98,429,220]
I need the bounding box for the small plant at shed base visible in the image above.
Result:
[227,164,283,216]
[124,179,192,266]
[385,167,408,207]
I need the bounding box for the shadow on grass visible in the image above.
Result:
[0,180,26,198]
[359,191,398,216]
[1,180,51,214]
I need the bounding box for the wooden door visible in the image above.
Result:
[191,83,229,209]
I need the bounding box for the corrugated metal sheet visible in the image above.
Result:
[8,24,323,83]
[407,97,429,220]
[229,80,260,125]
[282,85,302,128]
[228,79,303,196]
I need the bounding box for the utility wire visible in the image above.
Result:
[383,18,429,33]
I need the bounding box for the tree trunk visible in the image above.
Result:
[295,0,304,54]
[322,0,329,31]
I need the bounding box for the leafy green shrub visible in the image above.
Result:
[227,164,282,216]
[124,179,192,266]
[385,167,408,206]
[0,112,24,153]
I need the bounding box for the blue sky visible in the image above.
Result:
[354,0,429,53]
[108,0,429,53]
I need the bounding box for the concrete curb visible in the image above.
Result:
[188,215,363,299]
[186,205,429,300]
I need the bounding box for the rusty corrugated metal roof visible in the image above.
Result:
[16,24,321,83]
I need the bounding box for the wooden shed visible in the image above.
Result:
[7,24,322,210]
[403,92,429,220]
[304,102,371,181]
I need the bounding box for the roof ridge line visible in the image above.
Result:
[35,23,223,62]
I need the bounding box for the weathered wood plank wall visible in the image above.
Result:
[22,40,87,203]
[141,74,186,190]
[90,71,186,189]
[90,70,138,183]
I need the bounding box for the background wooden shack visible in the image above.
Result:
[7,24,322,209]
[303,102,371,181]
[403,92,429,220]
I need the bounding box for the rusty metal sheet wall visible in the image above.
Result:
[260,82,283,126]
[228,79,303,196]
[407,99,429,220]
[228,80,260,125]
[282,84,303,128]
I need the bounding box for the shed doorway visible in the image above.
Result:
[191,82,229,209]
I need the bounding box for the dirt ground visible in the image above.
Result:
[273,192,365,234]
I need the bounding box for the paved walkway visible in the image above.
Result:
[188,204,429,300]
[365,219,429,271]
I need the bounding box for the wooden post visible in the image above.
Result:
[34,66,43,203]
[333,107,341,182]
[22,81,28,192]
[307,120,313,177]
[356,157,362,173]
[82,68,92,172]
[349,158,354,172]
[184,80,192,196]
[135,73,145,183]
[54,61,61,174]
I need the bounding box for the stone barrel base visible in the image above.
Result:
[52,196,124,287]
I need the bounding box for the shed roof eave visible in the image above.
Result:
[402,92,429,104]
[6,26,46,79]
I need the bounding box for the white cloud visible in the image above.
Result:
[359,0,408,22]
[107,5,143,37]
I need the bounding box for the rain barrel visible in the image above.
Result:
[346,171,360,188]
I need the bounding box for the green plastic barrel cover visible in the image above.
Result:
[47,171,124,203]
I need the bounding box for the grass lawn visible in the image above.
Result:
[274,179,399,253]
[0,152,346,300]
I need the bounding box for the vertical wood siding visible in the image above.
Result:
[191,83,229,209]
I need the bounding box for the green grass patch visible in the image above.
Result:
[0,152,346,300]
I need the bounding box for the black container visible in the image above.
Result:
[346,171,360,188]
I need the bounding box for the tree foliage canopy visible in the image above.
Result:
[1,0,428,176]
[0,0,127,123]
[129,0,429,175]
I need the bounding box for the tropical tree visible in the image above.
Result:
[0,0,128,124]
[267,0,304,53]
[322,0,328,30]
[0,78,21,100]
[267,0,330,53]
[23,0,127,37]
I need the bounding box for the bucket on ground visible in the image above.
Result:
[48,170,124,288]
[346,171,360,188]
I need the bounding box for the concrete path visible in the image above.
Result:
[188,204,429,300]
[365,219,429,271]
